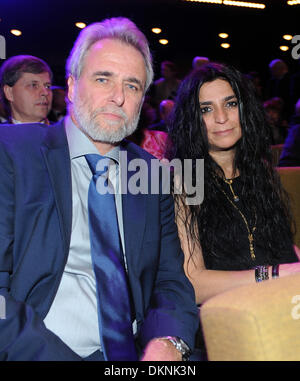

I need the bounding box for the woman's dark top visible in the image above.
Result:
[199,176,298,271]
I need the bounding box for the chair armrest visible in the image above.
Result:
[200,273,300,360]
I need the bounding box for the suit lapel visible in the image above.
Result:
[40,120,72,256]
[120,144,146,271]
[40,129,147,273]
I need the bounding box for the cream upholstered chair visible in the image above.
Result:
[277,167,300,248]
[200,273,300,361]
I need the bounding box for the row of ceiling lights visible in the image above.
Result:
[6,0,300,37]
[7,24,298,53]
[151,29,298,51]
[10,23,170,46]
[184,0,300,7]
[217,33,297,52]
[184,0,266,9]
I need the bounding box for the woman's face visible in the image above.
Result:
[198,78,242,153]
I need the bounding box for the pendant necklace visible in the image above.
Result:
[216,176,257,260]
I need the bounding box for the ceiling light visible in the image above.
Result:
[183,0,266,8]
[159,39,169,45]
[75,22,86,29]
[152,28,162,34]
[279,46,289,51]
[283,34,293,40]
[223,1,265,8]
[219,33,229,38]
[287,0,300,5]
[10,29,22,36]
[184,0,222,3]
[221,43,230,48]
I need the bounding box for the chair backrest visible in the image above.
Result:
[200,273,300,360]
[277,166,300,247]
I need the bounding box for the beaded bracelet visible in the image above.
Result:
[272,264,280,279]
[255,265,269,282]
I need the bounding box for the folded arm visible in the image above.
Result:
[139,191,199,358]
[176,200,300,305]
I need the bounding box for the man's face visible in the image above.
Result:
[4,71,52,123]
[68,38,147,144]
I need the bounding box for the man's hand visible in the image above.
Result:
[141,338,182,361]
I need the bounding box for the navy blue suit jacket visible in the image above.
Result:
[0,120,198,361]
[279,123,300,167]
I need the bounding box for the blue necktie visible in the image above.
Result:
[85,154,137,361]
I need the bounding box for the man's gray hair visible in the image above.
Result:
[66,17,154,92]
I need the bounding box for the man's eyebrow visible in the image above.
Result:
[25,79,51,84]
[93,71,113,77]
[199,94,237,105]
[92,71,143,90]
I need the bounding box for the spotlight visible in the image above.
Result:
[223,1,265,8]
[159,39,169,45]
[10,29,22,36]
[184,0,222,3]
[221,43,230,48]
[152,28,162,34]
[75,22,86,29]
[287,0,300,5]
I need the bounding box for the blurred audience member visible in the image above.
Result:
[246,71,263,99]
[128,101,169,160]
[192,56,209,70]
[0,101,6,123]
[279,98,300,166]
[266,59,292,119]
[148,99,174,133]
[264,97,289,144]
[290,68,300,110]
[48,86,66,122]
[151,61,181,110]
[0,55,53,124]
[143,94,158,124]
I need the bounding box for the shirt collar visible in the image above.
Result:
[10,117,49,125]
[64,115,120,163]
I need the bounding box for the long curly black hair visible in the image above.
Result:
[168,62,295,267]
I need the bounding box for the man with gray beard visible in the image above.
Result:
[0,17,198,361]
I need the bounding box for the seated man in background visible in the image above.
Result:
[279,98,300,166]
[148,99,174,133]
[48,86,66,123]
[0,55,53,124]
[192,56,209,70]
[151,61,181,112]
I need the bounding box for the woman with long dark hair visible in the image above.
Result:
[168,63,300,305]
